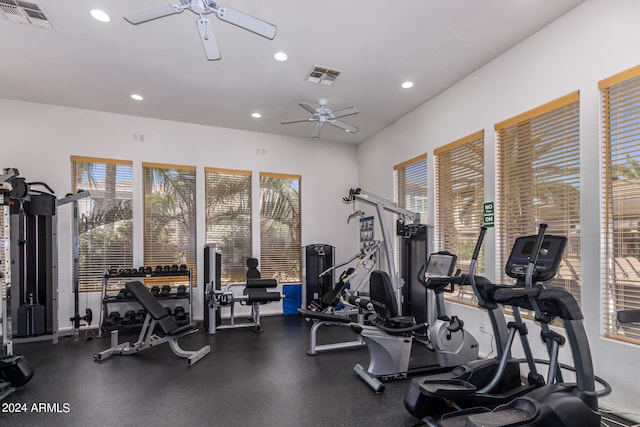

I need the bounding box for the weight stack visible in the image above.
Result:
[16,304,46,337]
[302,244,334,309]
[203,244,221,333]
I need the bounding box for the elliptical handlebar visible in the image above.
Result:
[525,223,548,288]
[469,227,487,306]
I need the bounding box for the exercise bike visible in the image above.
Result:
[351,251,479,393]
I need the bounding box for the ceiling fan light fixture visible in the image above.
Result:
[90,9,111,23]
[401,81,414,89]
[130,94,144,101]
[274,51,288,62]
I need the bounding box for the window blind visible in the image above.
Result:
[600,65,640,343]
[435,131,485,276]
[143,162,197,286]
[71,156,133,292]
[495,92,581,302]
[205,168,252,285]
[260,172,301,283]
[394,154,428,272]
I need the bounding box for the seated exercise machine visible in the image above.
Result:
[412,224,610,427]
[298,241,381,356]
[94,281,210,365]
[351,254,478,393]
[206,258,282,333]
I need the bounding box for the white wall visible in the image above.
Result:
[0,98,360,327]
[357,0,640,419]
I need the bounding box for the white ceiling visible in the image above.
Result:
[0,0,586,144]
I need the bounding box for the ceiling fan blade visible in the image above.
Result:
[215,7,277,39]
[312,122,324,138]
[281,118,317,125]
[196,17,221,61]
[331,106,359,119]
[299,103,317,114]
[124,4,181,25]
[328,120,359,134]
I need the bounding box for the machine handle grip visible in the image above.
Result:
[471,227,487,261]
[529,223,548,266]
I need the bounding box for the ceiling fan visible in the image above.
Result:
[281,99,359,139]
[123,0,277,61]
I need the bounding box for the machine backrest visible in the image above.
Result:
[247,257,260,280]
[369,270,398,318]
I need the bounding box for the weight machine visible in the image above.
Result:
[342,188,434,324]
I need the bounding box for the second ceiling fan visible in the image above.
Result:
[281,99,359,139]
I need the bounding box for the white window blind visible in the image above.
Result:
[435,131,485,276]
[143,163,197,285]
[495,92,581,301]
[71,156,133,292]
[600,65,640,343]
[394,154,428,271]
[260,172,301,283]
[205,168,252,285]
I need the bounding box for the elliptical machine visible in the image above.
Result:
[413,225,606,427]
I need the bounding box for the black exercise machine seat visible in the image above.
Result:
[126,281,197,336]
[365,270,425,333]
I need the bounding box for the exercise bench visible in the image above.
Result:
[94,281,210,365]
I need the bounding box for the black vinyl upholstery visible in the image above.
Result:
[369,270,398,318]
[125,281,179,334]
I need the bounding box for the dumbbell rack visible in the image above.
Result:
[98,269,193,337]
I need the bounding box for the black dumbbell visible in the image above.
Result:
[176,285,187,297]
[170,264,179,272]
[151,286,160,297]
[116,289,129,300]
[134,309,146,324]
[173,306,187,322]
[160,285,171,297]
[122,310,136,325]
[144,266,152,275]
[163,265,171,273]
[103,311,121,327]
[179,264,187,272]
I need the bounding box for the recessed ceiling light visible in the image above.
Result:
[251,112,262,118]
[274,52,288,62]
[131,94,143,101]
[401,81,414,89]
[90,9,111,23]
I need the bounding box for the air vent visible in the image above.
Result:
[306,65,341,86]
[0,0,51,28]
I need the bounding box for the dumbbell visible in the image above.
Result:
[173,306,187,322]
[176,285,187,297]
[143,266,152,275]
[134,309,146,324]
[103,311,121,327]
[160,285,172,297]
[116,289,129,300]
[155,265,164,274]
[163,265,171,273]
[122,310,136,325]
[170,264,179,273]
[150,286,160,297]
[179,264,188,272]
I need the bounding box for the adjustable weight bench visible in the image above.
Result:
[94,281,210,365]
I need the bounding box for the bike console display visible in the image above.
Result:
[505,234,566,282]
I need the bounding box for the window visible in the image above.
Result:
[205,168,252,285]
[71,156,133,292]
[600,65,640,343]
[394,154,428,271]
[394,154,428,221]
[260,172,301,283]
[143,163,197,285]
[435,131,485,276]
[495,92,581,301]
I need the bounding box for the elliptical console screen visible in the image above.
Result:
[505,235,566,282]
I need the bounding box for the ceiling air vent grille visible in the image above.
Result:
[306,65,341,86]
[0,0,51,28]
